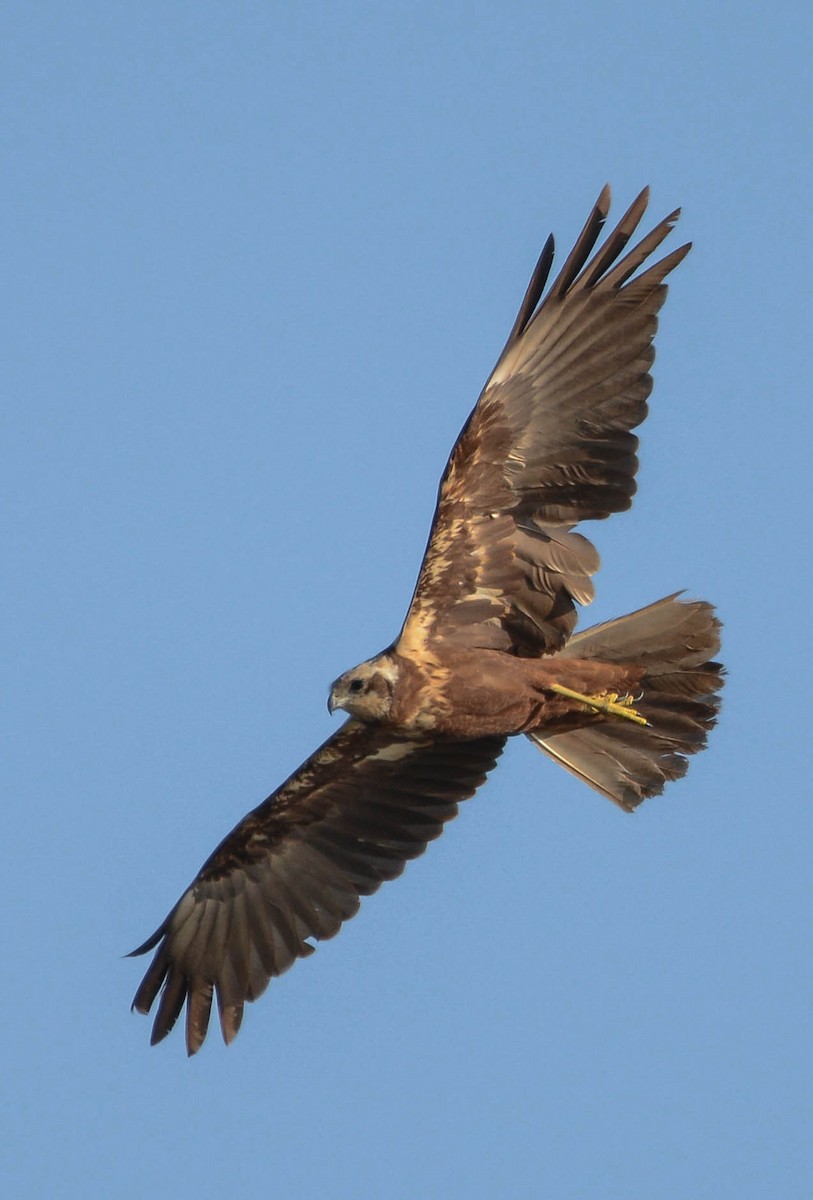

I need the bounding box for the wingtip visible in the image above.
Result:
[596,182,612,215]
[185,1030,204,1057]
[219,1002,244,1046]
[149,1009,181,1047]
[185,982,214,1055]
[126,919,168,958]
[126,940,155,960]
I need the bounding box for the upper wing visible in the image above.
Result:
[397,186,690,660]
[130,721,504,1054]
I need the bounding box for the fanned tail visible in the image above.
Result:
[528,595,723,811]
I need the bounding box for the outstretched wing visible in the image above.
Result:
[398,186,690,660]
[130,722,504,1054]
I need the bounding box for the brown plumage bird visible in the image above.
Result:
[130,186,723,1054]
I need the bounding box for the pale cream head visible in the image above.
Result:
[327,654,399,722]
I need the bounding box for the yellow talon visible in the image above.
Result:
[548,683,649,726]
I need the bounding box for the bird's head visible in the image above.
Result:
[328,654,398,722]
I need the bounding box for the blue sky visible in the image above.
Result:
[5,3,812,1197]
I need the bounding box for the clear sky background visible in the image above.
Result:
[5,3,812,1197]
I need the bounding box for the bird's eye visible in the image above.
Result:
[348,678,365,693]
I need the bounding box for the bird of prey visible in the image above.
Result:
[130,186,723,1054]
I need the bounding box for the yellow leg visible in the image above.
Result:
[548,684,649,726]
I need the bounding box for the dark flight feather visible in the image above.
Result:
[398,187,690,659]
[131,723,504,1053]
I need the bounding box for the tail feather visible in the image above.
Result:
[529,595,723,811]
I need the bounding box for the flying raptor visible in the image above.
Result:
[131,186,723,1054]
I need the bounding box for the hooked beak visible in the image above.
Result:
[327,686,339,715]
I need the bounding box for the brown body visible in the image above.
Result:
[429,650,642,738]
[131,187,724,1055]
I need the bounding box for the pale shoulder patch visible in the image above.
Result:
[366,739,427,764]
